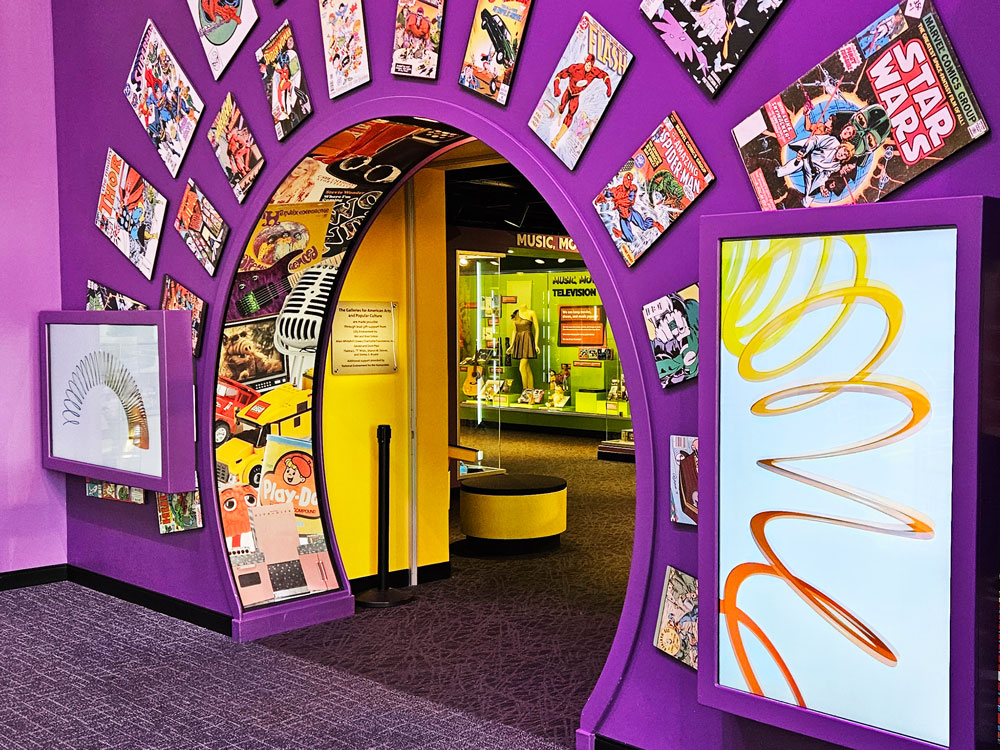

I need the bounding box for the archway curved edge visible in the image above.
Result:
[202,95,659,741]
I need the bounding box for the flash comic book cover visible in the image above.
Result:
[392,0,445,80]
[640,0,785,97]
[256,20,313,141]
[669,435,698,525]
[95,148,166,280]
[86,280,147,311]
[733,0,988,211]
[208,93,265,203]
[528,13,633,170]
[188,0,259,80]
[459,0,533,106]
[594,112,713,267]
[654,566,698,669]
[175,179,230,276]
[321,0,371,99]
[161,275,209,357]
[124,20,204,177]
[643,283,699,389]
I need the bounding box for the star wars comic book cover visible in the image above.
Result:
[160,275,209,357]
[256,20,313,141]
[175,179,230,276]
[642,283,699,389]
[528,13,633,170]
[208,93,265,203]
[458,0,533,106]
[95,148,167,281]
[124,20,204,178]
[654,566,698,669]
[640,0,785,98]
[391,0,445,80]
[86,280,148,312]
[188,0,259,80]
[594,112,713,267]
[320,0,371,99]
[733,0,988,211]
[669,435,698,525]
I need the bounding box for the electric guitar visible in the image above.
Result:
[228,253,344,319]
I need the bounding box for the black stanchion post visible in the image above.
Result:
[356,424,415,608]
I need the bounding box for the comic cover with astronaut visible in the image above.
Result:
[458,0,533,106]
[256,20,313,141]
[733,0,988,211]
[320,0,371,99]
[654,566,698,669]
[175,179,229,276]
[642,283,699,389]
[640,0,785,97]
[124,20,204,178]
[594,112,713,267]
[528,13,633,170]
[95,148,167,281]
[392,0,445,80]
[187,0,259,80]
[208,93,265,203]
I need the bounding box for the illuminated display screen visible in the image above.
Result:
[717,229,956,746]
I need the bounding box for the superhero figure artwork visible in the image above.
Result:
[391,0,444,80]
[256,20,313,141]
[642,283,699,389]
[124,20,204,177]
[207,93,265,203]
[640,0,785,97]
[95,148,167,280]
[187,0,258,80]
[320,0,371,99]
[174,179,230,276]
[593,112,713,267]
[458,0,533,106]
[733,0,987,211]
[528,12,632,170]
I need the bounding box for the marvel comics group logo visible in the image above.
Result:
[579,16,589,31]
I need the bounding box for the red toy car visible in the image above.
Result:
[214,377,261,446]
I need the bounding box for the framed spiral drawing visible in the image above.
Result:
[40,310,197,493]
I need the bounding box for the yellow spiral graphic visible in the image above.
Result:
[718,234,933,706]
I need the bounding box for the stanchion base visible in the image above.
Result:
[355,586,416,609]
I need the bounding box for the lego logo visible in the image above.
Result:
[247,402,268,416]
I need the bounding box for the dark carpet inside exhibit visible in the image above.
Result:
[0,431,635,749]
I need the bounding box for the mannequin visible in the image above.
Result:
[506,305,539,390]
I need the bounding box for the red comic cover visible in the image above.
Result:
[732,0,987,210]
[256,20,313,141]
[208,93,265,203]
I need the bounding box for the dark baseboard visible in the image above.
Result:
[0,564,69,591]
[349,560,451,593]
[595,736,643,750]
[66,566,233,637]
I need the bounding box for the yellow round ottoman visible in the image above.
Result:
[459,474,567,554]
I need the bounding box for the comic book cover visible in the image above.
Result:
[642,283,699,388]
[124,20,204,177]
[594,112,713,267]
[219,315,288,392]
[528,13,633,170]
[160,275,209,357]
[95,148,166,280]
[86,479,145,504]
[640,0,785,97]
[86,280,147,311]
[391,0,445,79]
[654,566,698,669]
[156,484,204,534]
[175,180,229,276]
[733,0,988,211]
[208,93,265,203]
[256,20,313,141]
[669,435,698,525]
[320,0,370,99]
[459,0,533,106]
[188,0,258,80]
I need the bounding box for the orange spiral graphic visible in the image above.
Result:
[718,234,934,706]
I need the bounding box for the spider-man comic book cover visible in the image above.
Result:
[733,0,988,211]
[207,93,265,203]
[594,112,713,267]
[256,20,313,141]
[640,0,784,98]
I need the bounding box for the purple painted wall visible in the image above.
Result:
[47,0,998,748]
[0,3,65,573]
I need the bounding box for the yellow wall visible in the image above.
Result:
[322,169,450,580]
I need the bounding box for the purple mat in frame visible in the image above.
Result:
[697,196,1000,749]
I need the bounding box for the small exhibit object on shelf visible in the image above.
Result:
[654,565,698,670]
[40,310,196,493]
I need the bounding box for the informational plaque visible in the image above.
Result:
[331,301,398,375]
[558,305,605,346]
